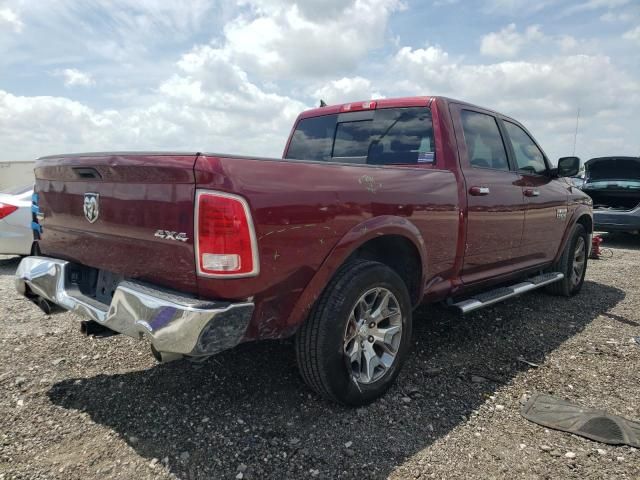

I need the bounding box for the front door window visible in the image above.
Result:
[503,121,547,175]
[460,110,509,171]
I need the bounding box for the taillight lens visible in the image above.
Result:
[196,191,259,277]
[0,202,18,220]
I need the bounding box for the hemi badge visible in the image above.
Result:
[556,208,568,220]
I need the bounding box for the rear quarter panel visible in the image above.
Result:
[195,155,460,339]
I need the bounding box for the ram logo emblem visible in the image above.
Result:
[83,193,99,223]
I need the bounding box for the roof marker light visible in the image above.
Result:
[340,101,377,113]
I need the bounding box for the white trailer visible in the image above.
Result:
[0,162,35,192]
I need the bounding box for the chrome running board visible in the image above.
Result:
[452,272,564,314]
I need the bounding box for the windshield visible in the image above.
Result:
[285,107,435,166]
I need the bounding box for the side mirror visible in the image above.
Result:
[556,156,580,177]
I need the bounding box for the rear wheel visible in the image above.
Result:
[545,223,588,296]
[295,260,413,406]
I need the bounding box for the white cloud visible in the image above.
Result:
[0,91,116,161]
[623,25,640,43]
[0,6,22,32]
[557,35,579,52]
[562,0,630,16]
[55,68,95,87]
[600,11,633,22]
[482,0,559,15]
[0,0,221,74]
[480,24,544,58]
[221,0,404,77]
[389,45,640,161]
[480,25,588,57]
[0,44,309,161]
[396,45,450,65]
[311,77,384,105]
[578,0,629,9]
[0,0,638,167]
[158,45,307,122]
[433,0,459,6]
[0,0,406,160]
[239,0,358,19]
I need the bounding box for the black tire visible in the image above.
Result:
[545,223,589,296]
[295,260,413,406]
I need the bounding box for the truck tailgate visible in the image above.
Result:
[34,152,199,294]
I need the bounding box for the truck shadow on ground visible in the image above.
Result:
[0,255,20,275]
[48,280,625,479]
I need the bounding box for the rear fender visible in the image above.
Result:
[286,215,427,331]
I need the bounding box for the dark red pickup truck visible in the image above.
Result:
[16,96,592,405]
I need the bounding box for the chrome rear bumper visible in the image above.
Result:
[15,256,254,359]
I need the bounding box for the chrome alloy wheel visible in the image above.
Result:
[571,236,587,288]
[343,287,403,385]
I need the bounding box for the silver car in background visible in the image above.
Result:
[0,185,33,255]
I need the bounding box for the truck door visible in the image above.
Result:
[450,104,526,284]
[501,120,568,264]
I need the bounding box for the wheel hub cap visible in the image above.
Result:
[343,287,403,385]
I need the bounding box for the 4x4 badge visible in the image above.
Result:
[154,230,188,242]
[83,193,99,223]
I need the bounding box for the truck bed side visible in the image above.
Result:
[194,155,460,339]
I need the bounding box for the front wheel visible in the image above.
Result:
[295,260,413,406]
[545,223,589,296]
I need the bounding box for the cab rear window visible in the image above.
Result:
[285,107,435,166]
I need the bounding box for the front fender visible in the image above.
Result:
[553,200,593,264]
[285,215,427,331]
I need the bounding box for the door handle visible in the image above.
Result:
[524,189,540,197]
[469,186,490,196]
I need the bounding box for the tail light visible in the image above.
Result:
[195,190,259,277]
[0,202,18,220]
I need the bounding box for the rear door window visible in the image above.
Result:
[285,107,435,166]
[460,110,509,171]
[285,115,337,161]
[504,121,548,175]
[333,120,372,160]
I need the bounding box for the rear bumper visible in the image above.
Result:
[593,206,640,232]
[15,256,254,358]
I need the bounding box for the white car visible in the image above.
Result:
[0,185,33,255]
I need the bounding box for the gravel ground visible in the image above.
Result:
[1,232,639,480]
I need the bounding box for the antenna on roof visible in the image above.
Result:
[572,107,580,156]
[319,99,327,107]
